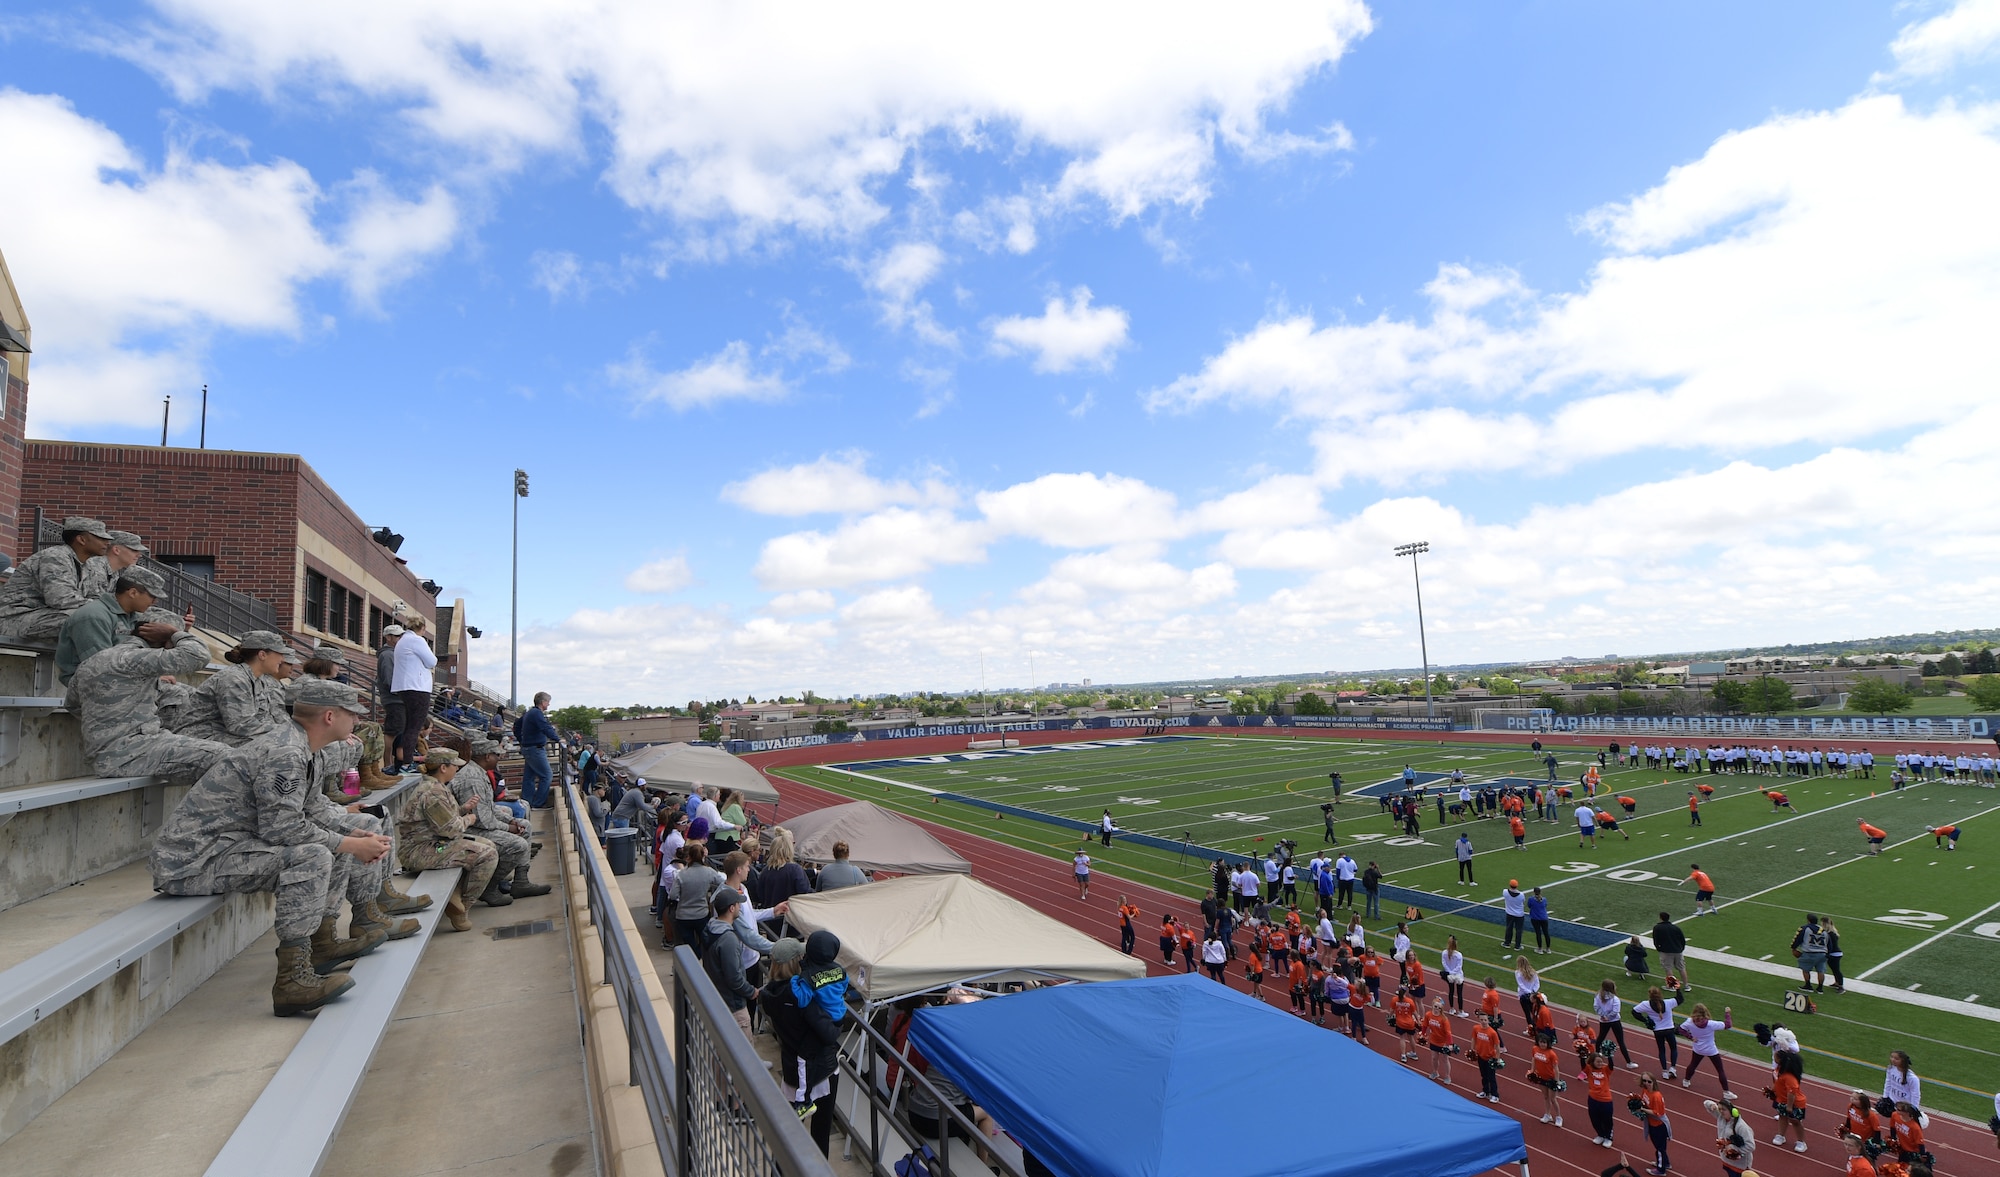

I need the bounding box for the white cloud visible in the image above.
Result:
[722,452,951,516]
[977,472,1182,548]
[989,287,1130,373]
[530,250,585,300]
[0,89,454,432]
[1884,0,2000,79]
[609,339,789,410]
[864,241,955,346]
[624,555,693,594]
[115,1,1375,240]
[752,508,988,590]
[765,589,836,616]
[1153,96,2000,487]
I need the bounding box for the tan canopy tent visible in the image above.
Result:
[782,874,1146,1003]
[607,742,779,804]
[777,800,972,876]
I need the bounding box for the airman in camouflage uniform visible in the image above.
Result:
[453,738,551,899]
[287,665,432,917]
[397,748,499,932]
[79,530,150,601]
[73,612,231,782]
[173,631,293,746]
[269,722,426,937]
[149,679,392,1016]
[0,516,110,641]
[55,565,163,688]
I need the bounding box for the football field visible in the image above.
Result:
[777,732,2000,1119]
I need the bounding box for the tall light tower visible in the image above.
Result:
[1393,541,1434,719]
[511,468,529,708]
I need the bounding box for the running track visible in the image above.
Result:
[763,777,1995,1177]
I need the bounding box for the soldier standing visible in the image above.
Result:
[453,737,551,901]
[396,748,500,932]
[149,679,392,1016]
[72,610,232,782]
[0,516,111,640]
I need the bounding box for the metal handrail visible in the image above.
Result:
[561,777,681,1167]
[837,1008,1029,1177]
[33,512,279,637]
[670,945,835,1177]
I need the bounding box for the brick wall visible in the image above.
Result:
[0,366,25,558]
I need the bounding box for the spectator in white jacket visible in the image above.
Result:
[389,617,436,769]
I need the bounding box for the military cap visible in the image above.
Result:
[135,606,184,627]
[116,565,167,596]
[106,530,149,553]
[62,516,113,540]
[234,630,292,654]
[292,678,369,715]
[425,747,465,768]
[280,648,305,665]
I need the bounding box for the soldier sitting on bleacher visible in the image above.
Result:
[55,565,167,688]
[453,737,551,901]
[172,631,296,746]
[0,515,112,641]
[72,608,232,783]
[79,529,150,600]
[149,679,395,1017]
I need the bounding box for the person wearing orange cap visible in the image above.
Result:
[1859,820,1887,855]
[1926,824,1960,851]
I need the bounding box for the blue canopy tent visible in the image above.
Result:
[909,974,1528,1177]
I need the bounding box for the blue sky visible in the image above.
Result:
[5,1,1999,704]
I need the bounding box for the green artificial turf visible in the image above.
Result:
[775,733,2000,1120]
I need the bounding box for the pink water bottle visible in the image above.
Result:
[340,768,362,796]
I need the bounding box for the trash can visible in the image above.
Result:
[605,827,638,876]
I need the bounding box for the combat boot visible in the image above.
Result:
[350,899,420,941]
[379,879,433,914]
[508,866,552,898]
[443,891,472,932]
[478,878,514,907]
[310,915,387,974]
[359,760,402,791]
[274,939,355,1016]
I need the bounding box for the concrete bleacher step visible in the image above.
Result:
[0,774,165,913]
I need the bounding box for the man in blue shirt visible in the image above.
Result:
[516,690,561,808]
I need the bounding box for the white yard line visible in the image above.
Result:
[1678,946,2000,1023]
[1856,897,2000,981]
[819,765,941,795]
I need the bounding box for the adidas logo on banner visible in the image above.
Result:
[1071,721,1087,730]
[1207,716,1223,726]
[1262,716,1277,727]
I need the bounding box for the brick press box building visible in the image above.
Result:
[16,441,476,689]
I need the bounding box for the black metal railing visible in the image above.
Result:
[836,1011,1029,1177]
[671,946,836,1177]
[562,778,682,1167]
[34,512,279,637]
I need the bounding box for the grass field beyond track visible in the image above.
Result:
[778,733,2000,1120]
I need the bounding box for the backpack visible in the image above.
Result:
[894,1146,937,1177]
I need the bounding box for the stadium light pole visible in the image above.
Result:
[511,469,528,709]
[1393,541,1434,719]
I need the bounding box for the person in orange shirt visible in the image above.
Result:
[1695,782,1714,798]
[1578,1037,1617,1146]
[1688,791,1703,827]
[1766,789,1795,812]
[1510,814,1528,849]
[1406,955,1427,1003]
[1841,1089,1883,1146]
[1480,978,1506,1049]
[1530,992,1556,1039]
[1346,969,1370,1043]
[1596,809,1629,841]
[1633,1071,1672,1174]
[1584,766,1601,796]
[1425,997,1456,1083]
[1767,1068,1808,1153]
[1529,1029,1563,1126]
[1859,820,1887,855]
[1571,1014,1598,1058]
[1361,948,1382,1007]
[1158,915,1178,967]
[1179,922,1198,973]
[1289,957,1309,1015]
[1617,794,1637,816]
[1392,985,1421,1061]
[1116,896,1140,955]
[1472,1015,1502,1101]
[1678,864,1718,917]
[1926,824,1960,851]
[1889,1101,1926,1163]
[1841,1131,1880,1177]
[1245,945,1266,1000]
[1267,924,1290,974]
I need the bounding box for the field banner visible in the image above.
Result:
[730,711,1455,752]
[1478,712,2000,739]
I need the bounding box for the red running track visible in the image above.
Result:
[767,777,1996,1177]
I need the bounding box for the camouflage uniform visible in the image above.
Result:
[451,759,531,880]
[274,723,393,905]
[73,632,231,781]
[396,774,498,900]
[55,591,139,686]
[78,530,150,600]
[156,679,194,733]
[174,662,286,746]
[149,730,352,941]
[0,545,92,641]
